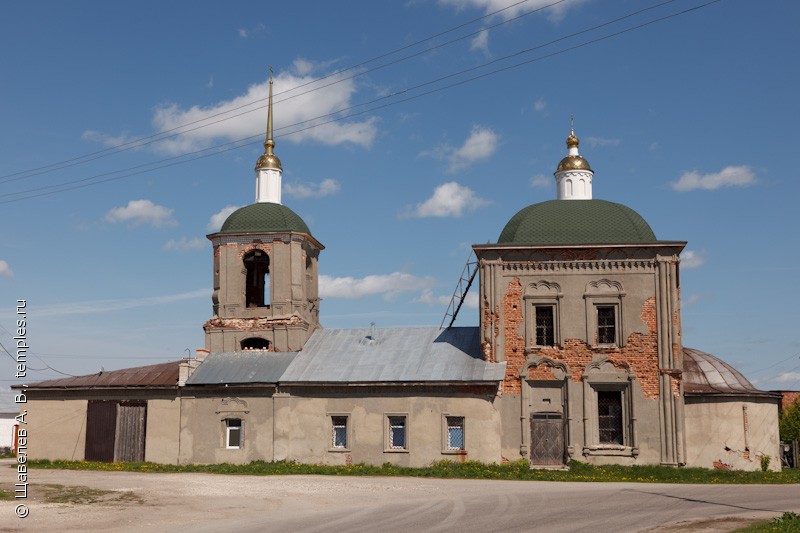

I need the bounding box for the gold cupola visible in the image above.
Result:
[556,126,592,172]
[255,69,282,171]
[554,118,594,200]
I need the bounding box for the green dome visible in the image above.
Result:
[219,202,311,235]
[498,199,657,245]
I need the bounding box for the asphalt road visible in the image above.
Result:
[3,467,799,532]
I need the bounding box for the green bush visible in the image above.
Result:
[780,400,800,442]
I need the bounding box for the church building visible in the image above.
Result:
[19,76,781,471]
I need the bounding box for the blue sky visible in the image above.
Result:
[1,0,799,407]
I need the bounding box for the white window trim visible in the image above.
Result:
[225,418,243,450]
[384,413,409,453]
[441,414,466,454]
[328,413,351,453]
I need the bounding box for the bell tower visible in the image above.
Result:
[203,69,324,352]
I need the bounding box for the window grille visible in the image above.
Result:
[389,416,406,449]
[597,306,616,344]
[331,416,347,449]
[597,391,623,445]
[446,417,465,450]
[535,306,555,346]
[226,418,242,449]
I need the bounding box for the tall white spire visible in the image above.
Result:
[255,67,283,204]
[554,117,594,200]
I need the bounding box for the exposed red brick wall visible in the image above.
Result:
[502,279,662,399]
[502,278,525,393]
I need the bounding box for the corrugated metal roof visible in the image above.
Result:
[280,326,505,383]
[24,360,185,389]
[683,347,778,397]
[186,351,297,385]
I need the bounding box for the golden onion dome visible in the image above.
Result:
[566,131,579,148]
[256,147,282,171]
[556,155,592,172]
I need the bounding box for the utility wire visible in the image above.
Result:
[0,323,76,376]
[0,0,719,205]
[0,0,564,184]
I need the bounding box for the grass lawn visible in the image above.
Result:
[26,458,800,484]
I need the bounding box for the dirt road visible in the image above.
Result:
[3,466,799,532]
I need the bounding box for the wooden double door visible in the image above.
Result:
[530,412,565,466]
[85,400,147,463]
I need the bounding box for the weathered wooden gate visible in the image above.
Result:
[114,401,147,462]
[85,400,117,462]
[530,412,564,466]
[85,400,146,462]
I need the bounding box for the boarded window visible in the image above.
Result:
[597,391,624,445]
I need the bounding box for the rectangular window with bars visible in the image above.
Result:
[535,306,555,346]
[597,306,616,345]
[331,416,348,449]
[446,417,465,451]
[597,390,624,445]
[389,416,407,450]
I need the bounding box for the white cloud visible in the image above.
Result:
[534,98,546,112]
[671,165,756,192]
[416,289,479,309]
[586,137,621,148]
[0,260,13,278]
[405,182,489,218]
[470,29,490,54]
[87,65,378,155]
[530,174,551,188]
[284,178,341,199]
[439,0,585,21]
[773,371,800,384]
[207,205,241,232]
[163,237,207,251]
[238,23,265,39]
[105,199,176,228]
[681,250,706,269]
[683,293,702,306]
[420,126,498,172]
[448,126,498,172]
[320,272,436,300]
[415,289,451,306]
[30,289,209,318]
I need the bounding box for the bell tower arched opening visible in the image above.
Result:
[244,249,270,308]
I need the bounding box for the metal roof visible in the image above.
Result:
[279,326,505,383]
[186,351,297,385]
[683,347,778,397]
[23,360,185,389]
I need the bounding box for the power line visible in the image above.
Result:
[0,0,564,184]
[0,0,718,205]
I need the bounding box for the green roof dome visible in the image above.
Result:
[498,199,657,245]
[219,202,311,235]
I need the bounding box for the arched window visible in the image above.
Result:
[243,250,270,307]
[240,337,270,350]
[565,179,573,197]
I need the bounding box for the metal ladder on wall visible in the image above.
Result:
[440,252,478,329]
